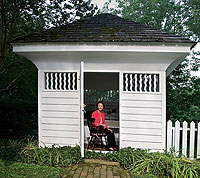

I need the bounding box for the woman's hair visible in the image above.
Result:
[96,101,105,110]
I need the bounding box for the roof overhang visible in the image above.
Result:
[13,42,192,53]
[12,42,195,75]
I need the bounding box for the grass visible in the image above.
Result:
[0,159,63,178]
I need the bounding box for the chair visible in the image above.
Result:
[87,117,107,150]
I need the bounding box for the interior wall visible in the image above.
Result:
[84,72,119,90]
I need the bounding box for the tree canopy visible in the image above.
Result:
[0,0,98,139]
[0,0,98,66]
[109,0,200,122]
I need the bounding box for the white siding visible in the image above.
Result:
[39,70,80,147]
[120,72,165,151]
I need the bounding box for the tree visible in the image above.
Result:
[0,0,98,139]
[0,0,98,95]
[0,0,98,67]
[110,0,200,122]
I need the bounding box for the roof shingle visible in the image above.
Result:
[13,13,193,44]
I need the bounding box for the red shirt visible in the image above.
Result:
[91,110,108,129]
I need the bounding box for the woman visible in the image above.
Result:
[91,101,116,151]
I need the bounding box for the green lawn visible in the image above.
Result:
[0,159,63,178]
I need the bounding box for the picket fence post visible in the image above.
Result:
[197,122,200,159]
[182,121,187,156]
[189,121,195,158]
[174,120,180,154]
[167,120,172,152]
[167,120,200,159]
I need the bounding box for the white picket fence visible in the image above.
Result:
[167,120,200,158]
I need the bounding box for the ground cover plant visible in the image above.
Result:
[1,139,200,178]
[0,159,63,178]
[85,148,200,178]
[0,138,82,167]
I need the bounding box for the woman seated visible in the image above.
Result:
[91,101,116,151]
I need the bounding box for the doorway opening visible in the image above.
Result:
[84,72,119,151]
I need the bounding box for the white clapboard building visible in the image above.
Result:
[12,13,195,157]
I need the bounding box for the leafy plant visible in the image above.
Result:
[85,147,200,178]
[20,141,82,167]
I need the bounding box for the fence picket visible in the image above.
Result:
[175,121,180,154]
[197,122,200,159]
[189,122,195,158]
[182,121,188,156]
[167,120,172,152]
[167,120,200,158]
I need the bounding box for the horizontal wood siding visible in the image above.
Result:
[120,92,163,150]
[40,91,80,147]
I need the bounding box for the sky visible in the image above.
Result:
[92,0,113,10]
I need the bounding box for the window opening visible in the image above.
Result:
[44,72,77,91]
[123,73,159,92]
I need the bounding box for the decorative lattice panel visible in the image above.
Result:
[123,73,159,92]
[44,72,77,90]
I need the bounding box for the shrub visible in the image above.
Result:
[0,139,26,161]
[1,139,200,177]
[85,148,200,178]
[0,138,82,167]
[20,141,82,167]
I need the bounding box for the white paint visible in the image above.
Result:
[174,120,180,154]
[167,120,172,152]
[197,123,200,158]
[13,43,191,53]
[167,120,200,158]
[161,71,166,150]
[12,39,194,151]
[190,122,195,158]
[120,72,165,151]
[39,70,81,148]
[80,61,84,158]
[182,121,188,156]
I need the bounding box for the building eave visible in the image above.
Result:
[12,42,194,54]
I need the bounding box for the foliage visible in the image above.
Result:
[0,102,37,139]
[0,139,26,161]
[0,0,98,139]
[0,53,38,138]
[85,148,200,178]
[0,138,82,167]
[0,0,98,63]
[1,139,200,177]
[0,159,63,178]
[109,0,200,122]
[19,140,82,167]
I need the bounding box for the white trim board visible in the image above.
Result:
[13,43,192,53]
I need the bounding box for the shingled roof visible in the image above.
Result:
[13,13,193,44]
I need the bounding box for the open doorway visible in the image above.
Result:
[84,72,119,151]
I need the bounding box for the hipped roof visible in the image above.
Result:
[13,13,194,44]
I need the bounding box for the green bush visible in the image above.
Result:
[1,139,200,177]
[85,148,200,178]
[0,139,26,161]
[0,138,82,167]
[19,141,82,167]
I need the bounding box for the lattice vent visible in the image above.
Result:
[44,72,77,90]
[123,73,159,92]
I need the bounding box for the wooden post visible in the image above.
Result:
[80,61,84,158]
[167,120,172,152]
[174,120,180,155]
[189,122,195,158]
[197,122,200,159]
[182,121,188,156]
